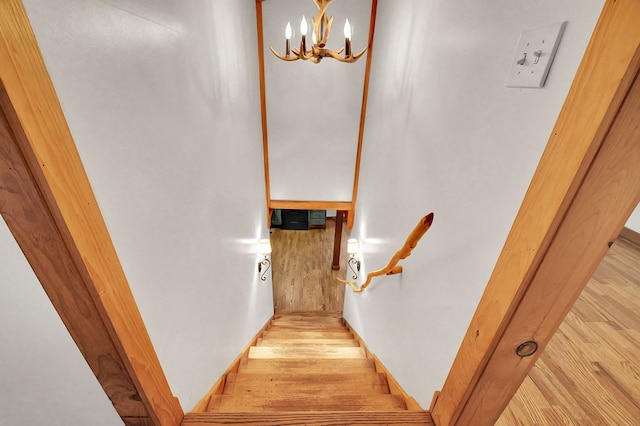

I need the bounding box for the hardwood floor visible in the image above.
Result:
[497,235,640,425]
[271,217,351,313]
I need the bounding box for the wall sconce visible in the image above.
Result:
[258,239,272,281]
[346,238,361,281]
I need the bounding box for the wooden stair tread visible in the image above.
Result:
[261,330,353,339]
[272,314,342,320]
[249,346,366,359]
[224,372,390,395]
[238,358,376,373]
[274,311,342,318]
[271,319,343,326]
[183,411,433,425]
[257,337,359,347]
[268,324,347,331]
[208,394,408,412]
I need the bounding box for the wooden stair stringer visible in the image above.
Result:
[189,314,274,413]
[344,319,426,411]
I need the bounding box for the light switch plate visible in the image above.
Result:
[506,21,567,88]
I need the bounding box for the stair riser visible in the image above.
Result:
[224,373,391,396]
[208,395,408,412]
[238,358,376,374]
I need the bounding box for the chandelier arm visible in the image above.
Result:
[292,47,314,60]
[324,46,366,63]
[321,16,333,46]
[269,46,300,61]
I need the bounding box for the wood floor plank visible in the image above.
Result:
[207,394,407,412]
[271,218,350,313]
[497,236,640,425]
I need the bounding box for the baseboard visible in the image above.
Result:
[343,319,425,411]
[619,226,640,246]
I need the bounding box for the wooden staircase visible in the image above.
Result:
[183,311,433,425]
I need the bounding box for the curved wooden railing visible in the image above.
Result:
[338,213,434,293]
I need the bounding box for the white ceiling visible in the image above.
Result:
[261,0,372,201]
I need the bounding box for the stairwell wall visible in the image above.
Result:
[343,0,605,408]
[0,0,272,423]
[626,205,640,232]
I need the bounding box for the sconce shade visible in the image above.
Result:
[347,238,360,255]
[258,239,272,255]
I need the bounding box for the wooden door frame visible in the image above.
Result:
[1,1,639,425]
[432,1,640,424]
[0,1,182,425]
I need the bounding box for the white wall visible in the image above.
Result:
[344,0,605,407]
[625,204,640,232]
[1,0,273,423]
[0,221,122,425]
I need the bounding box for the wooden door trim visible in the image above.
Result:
[0,2,182,425]
[350,0,378,230]
[270,200,353,211]
[255,0,271,222]
[432,1,640,424]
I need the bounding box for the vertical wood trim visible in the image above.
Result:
[347,208,355,229]
[350,0,378,229]
[0,2,183,425]
[255,0,271,218]
[332,211,345,270]
[432,1,640,424]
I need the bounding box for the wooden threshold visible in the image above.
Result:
[432,1,640,424]
[269,200,353,211]
[0,2,182,425]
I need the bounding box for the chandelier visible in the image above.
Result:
[269,0,367,64]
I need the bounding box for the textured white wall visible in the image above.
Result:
[343,0,605,407]
[626,204,640,232]
[0,0,272,423]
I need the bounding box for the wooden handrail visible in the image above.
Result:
[338,213,434,293]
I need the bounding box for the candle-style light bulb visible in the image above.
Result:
[285,21,292,40]
[300,15,308,53]
[343,18,352,40]
[285,22,291,56]
[344,18,352,57]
